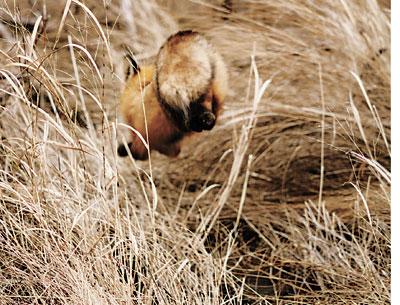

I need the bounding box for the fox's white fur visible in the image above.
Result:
[157,33,213,113]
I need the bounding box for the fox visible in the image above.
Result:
[118,30,228,160]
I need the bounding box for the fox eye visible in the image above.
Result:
[212,97,218,114]
[193,92,207,104]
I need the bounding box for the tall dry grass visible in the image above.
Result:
[0,0,390,304]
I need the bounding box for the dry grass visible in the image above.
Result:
[0,0,390,304]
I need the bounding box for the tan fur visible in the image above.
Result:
[120,65,182,159]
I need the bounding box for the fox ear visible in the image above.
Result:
[124,53,140,79]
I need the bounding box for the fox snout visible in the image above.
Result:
[199,112,216,130]
[189,110,216,132]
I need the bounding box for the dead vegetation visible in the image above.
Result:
[0,0,390,304]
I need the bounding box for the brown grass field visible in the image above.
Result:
[0,0,390,304]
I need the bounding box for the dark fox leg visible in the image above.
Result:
[117,139,149,161]
[117,142,131,157]
[156,142,181,157]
